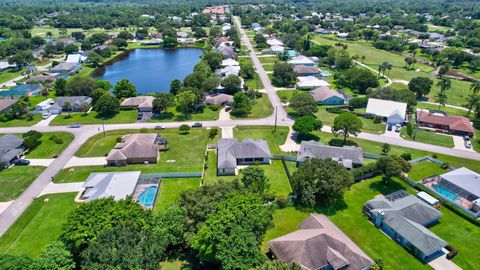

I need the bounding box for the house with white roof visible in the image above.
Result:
[66,54,87,64]
[365,98,407,125]
[80,171,141,202]
[218,65,240,77]
[221,58,239,67]
[288,55,315,66]
[296,76,330,90]
[266,37,283,46]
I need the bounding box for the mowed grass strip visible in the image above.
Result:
[26,132,74,158]
[155,178,200,212]
[0,166,45,202]
[50,110,138,126]
[400,128,454,148]
[0,193,78,257]
[230,94,273,120]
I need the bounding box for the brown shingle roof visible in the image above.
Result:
[294,65,320,75]
[417,110,474,134]
[120,96,154,109]
[309,86,345,102]
[106,133,159,161]
[0,99,16,113]
[269,214,373,270]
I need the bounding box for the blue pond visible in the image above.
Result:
[93,48,202,94]
[137,186,158,208]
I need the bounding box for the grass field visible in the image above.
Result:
[0,166,44,202]
[407,161,448,182]
[233,126,289,155]
[231,93,273,120]
[0,193,78,257]
[149,107,218,122]
[50,110,138,126]
[31,26,126,38]
[400,128,455,148]
[0,69,24,84]
[155,178,200,212]
[244,73,264,90]
[259,56,278,64]
[0,114,42,127]
[56,128,209,183]
[25,132,74,158]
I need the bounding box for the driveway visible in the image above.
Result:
[221,126,234,138]
[452,135,474,151]
[0,201,14,216]
[27,158,55,167]
[37,182,84,197]
[218,107,231,121]
[279,128,300,152]
[34,114,58,127]
[65,156,107,168]
[428,253,462,270]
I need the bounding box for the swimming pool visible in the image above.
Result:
[432,184,459,201]
[320,71,332,76]
[137,186,158,208]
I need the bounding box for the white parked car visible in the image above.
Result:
[42,112,51,119]
[395,124,401,133]
[464,140,472,149]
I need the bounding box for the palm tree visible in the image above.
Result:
[385,62,393,78]
[465,94,480,117]
[437,77,452,93]
[435,92,448,110]
[470,80,480,94]
[360,55,366,63]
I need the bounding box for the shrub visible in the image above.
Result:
[179,124,190,133]
[351,163,380,181]
[373,115,382,123]
[406,123,414,137]
[400,153,412,161]
[49,135,64,144]
[140,128,148,133]
[276,195,288,209]
[325,107,344,114]
[432,153,438,159]
[25,113,33,121]
[209,105,220,111]
[116,137,122,143]
[348,97,368,108]
[209,128,219,139]
[328,138,358,147]
[441,162,449,169]
[446,247,458,260]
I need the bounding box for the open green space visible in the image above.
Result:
[155,178,200,212]
[244,73,264,90]
[25,132,74,158]
[0,193,78,257]
[262,63,274,71]
[231,93,273,120]
[400,128,454,148]
[233,126,289,155]
[407,160,448,182]
[203,151,292,197]
[416,102,468,116]
[56,128,209,183]
[31,26,125,38]
[0,166,44,202]
[426,24,452,32]
[0,114,42,127]
[149,106,218,122]
[258,56,278,64]
[50,110,138,126]
[0,69,24,84]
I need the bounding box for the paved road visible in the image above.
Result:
[0,62,53,88]
[1,17,480,237]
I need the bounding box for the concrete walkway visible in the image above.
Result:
[65,156,106,168]
[428,253,462,270]
[34,114,58,127]
[27,158,55,167]
[218,107,231,121]
[279,128,300,152]
[0,201,14,215]
[37,182,84,197]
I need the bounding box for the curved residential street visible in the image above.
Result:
[0,16,479,237]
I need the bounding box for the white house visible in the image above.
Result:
[366,98,407,125]
[66,54,87,64]
[296,76,330,90]
[288,55,315,66]
[221,58,239,67]
[337,32,349,38]
[266,37,283,46]
[219,65,240,77]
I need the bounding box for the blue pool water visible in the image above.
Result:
[137,186,158,207]
[432,184,459,201]
[0,84,41,97]
[320,71,332,76]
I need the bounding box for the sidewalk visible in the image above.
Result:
[37,181,84,197]
[65,156,106,168]
[27,158,55,167]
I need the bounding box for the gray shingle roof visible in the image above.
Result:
[309,87,346,102]
[0,134,24,164]
[269,214,373,270]
[55,96,92,107]
[0,99,17,113]
[297,141,363,168]
[217,138,271,169]
[365,191,446,256]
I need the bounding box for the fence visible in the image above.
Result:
[272,154,297,162]
[363,153,384,160]
[143,172,203,178]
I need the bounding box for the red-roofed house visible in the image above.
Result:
[416,110,474,137]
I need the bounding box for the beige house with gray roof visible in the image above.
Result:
[106,133,164,166]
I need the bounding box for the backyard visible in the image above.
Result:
[50,110,138,126]
[154,178,201,212]
[407,160,448,182]
[0,193,78,257]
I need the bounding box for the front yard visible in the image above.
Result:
[400,128,455,148]
[231,93,273,120]
[149,107,219,122]
[50,110,138,126]
[25,132,74,158]
[0,114,42,127]
[0,193,78,257]
[0,166,45,202]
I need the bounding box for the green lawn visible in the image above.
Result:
[426,24,452,32]
[0,193,78,257]
[149,107,218,122]
[204,151,292,197]
[231,94,273,120]
[262,64,274,71]
[407,161,448,182]
[155,178,200,212]
[26,132,74,158]
[416,102,468,116]
[400,128,454,148]
[0,166,44,202]
[233,126,289,155]
[244,74,264,90]
[315,106,386,134]
[0,114,42,127]
[50,110,138,126]
[259,56,278,64]
[310,130,480,173]
[31,26,124,38]
[56,128,210,183]
[0,69,23,84]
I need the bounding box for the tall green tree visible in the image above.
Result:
[93,94,120,115]
[470,80,480,94]
[375,155,411,184]
[293,115,323,137]
[408,77,433,99]
[175,90,195,114]
[113,79,137,99]
[35,241,75,270]
[272,62,296,87]
[241,167,270,194]
[232,91,252,116]
[331,112,363,145]
[289,93,318,116]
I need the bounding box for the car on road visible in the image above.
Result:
[154,125,166,130]
[395,124,401,133]
[69,123,81,128]
[192,122,203,128]
[14,159,30,166]
[42,112,51,119]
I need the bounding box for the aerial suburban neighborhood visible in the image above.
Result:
[0,0,479,269]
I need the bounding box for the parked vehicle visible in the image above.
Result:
[69,123,81,128]
[395,124,401,133]
[387,125,392,131]
[465,140,472,149]
[154,125,166,130]
[14,159,30,166]
[192,122,203,128]
[42,112,51,119]
[137,113,143,120]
